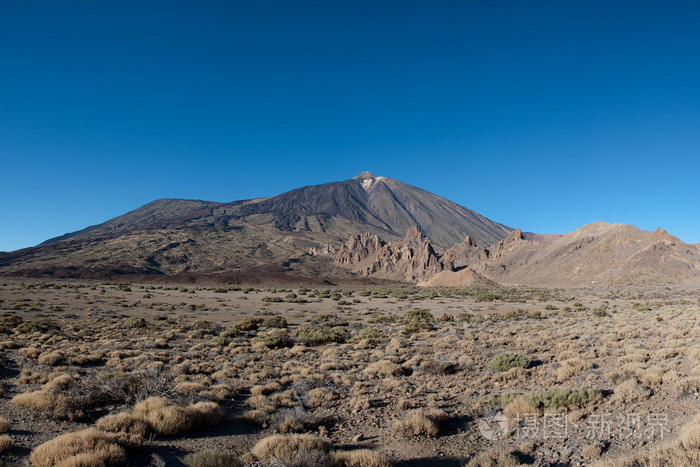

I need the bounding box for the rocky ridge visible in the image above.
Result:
[336,222,700,287]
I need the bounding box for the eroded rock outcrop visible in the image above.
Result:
[335,227,444,282]
[440,235,489,271]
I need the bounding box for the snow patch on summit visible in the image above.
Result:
[361,176,386,191]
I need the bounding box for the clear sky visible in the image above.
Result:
[2,1,700,251]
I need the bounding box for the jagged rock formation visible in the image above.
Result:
[440,235,490,271]
[335,227,444,282]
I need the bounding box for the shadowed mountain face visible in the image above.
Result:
[43,172,511,248]
[0,173,511,281]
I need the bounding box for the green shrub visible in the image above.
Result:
[252,330,294,348]
[474,292,499,302]
[0,315,23,334]
[311,314,348,327]
[487,353,530,372]
[399,309,434,333]
[125,317,148,329]
[284,297,308,303]
[211,336,229,346]
[351,327,389,345]
[296,325,348,345]
[261,296,283,303]
[262,316,288,328]
[221,327,240,338]
[189,320,223,334]
[235,317,264,331]
[15,318,60,334]
[390,290,408,299]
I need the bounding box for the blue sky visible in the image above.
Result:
[2,1,700,251]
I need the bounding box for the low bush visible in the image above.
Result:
[252,330,295,348]
[30,428,126,467]
[0,435,12,454]
[38,350,66,366]
[418,360,458,375]
[614,379,651,403]
[262,315,288,328]
[393,409,447,438]
[491,387,602,413]
[125,317,148,328]
[296,325,348,345]
[249,434,331,464]
[261,296,283,303]
[399,309,434,333]
[0,417,9,433]
[487,353,530,372]
[235,317,264,331]
[12,389,64,411]
[351,327,389,345]
[181,449,242,467]
[271,406,326,433]
[15,318,60,334]
[334,449,391,467]
[98,397,225,437]
[311,314,349,327]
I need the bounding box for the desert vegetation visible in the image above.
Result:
[1,278,700,465]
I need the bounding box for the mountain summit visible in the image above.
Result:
[0,173,511,281]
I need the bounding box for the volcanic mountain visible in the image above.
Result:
[0,173,512,282]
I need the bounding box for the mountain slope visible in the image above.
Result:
[335,221,700,287]
[0,172,511,281]
[42,172,510,248]
[471,222,700,286]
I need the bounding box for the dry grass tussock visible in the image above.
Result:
[29,428,126,467]
[614,379,652,404]
[249,434,331,464]
[11,388,64,410]
[393,409,447,438]
[0,416,9,433]
[0,435,13,454]
[97,396,224,437]
[181,449,242,467]
[466,451,521,466]
[333,449,391,467]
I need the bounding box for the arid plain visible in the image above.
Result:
[2,278,700,466]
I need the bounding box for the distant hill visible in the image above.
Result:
[0,173,512,282]
[471,222,700,286]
